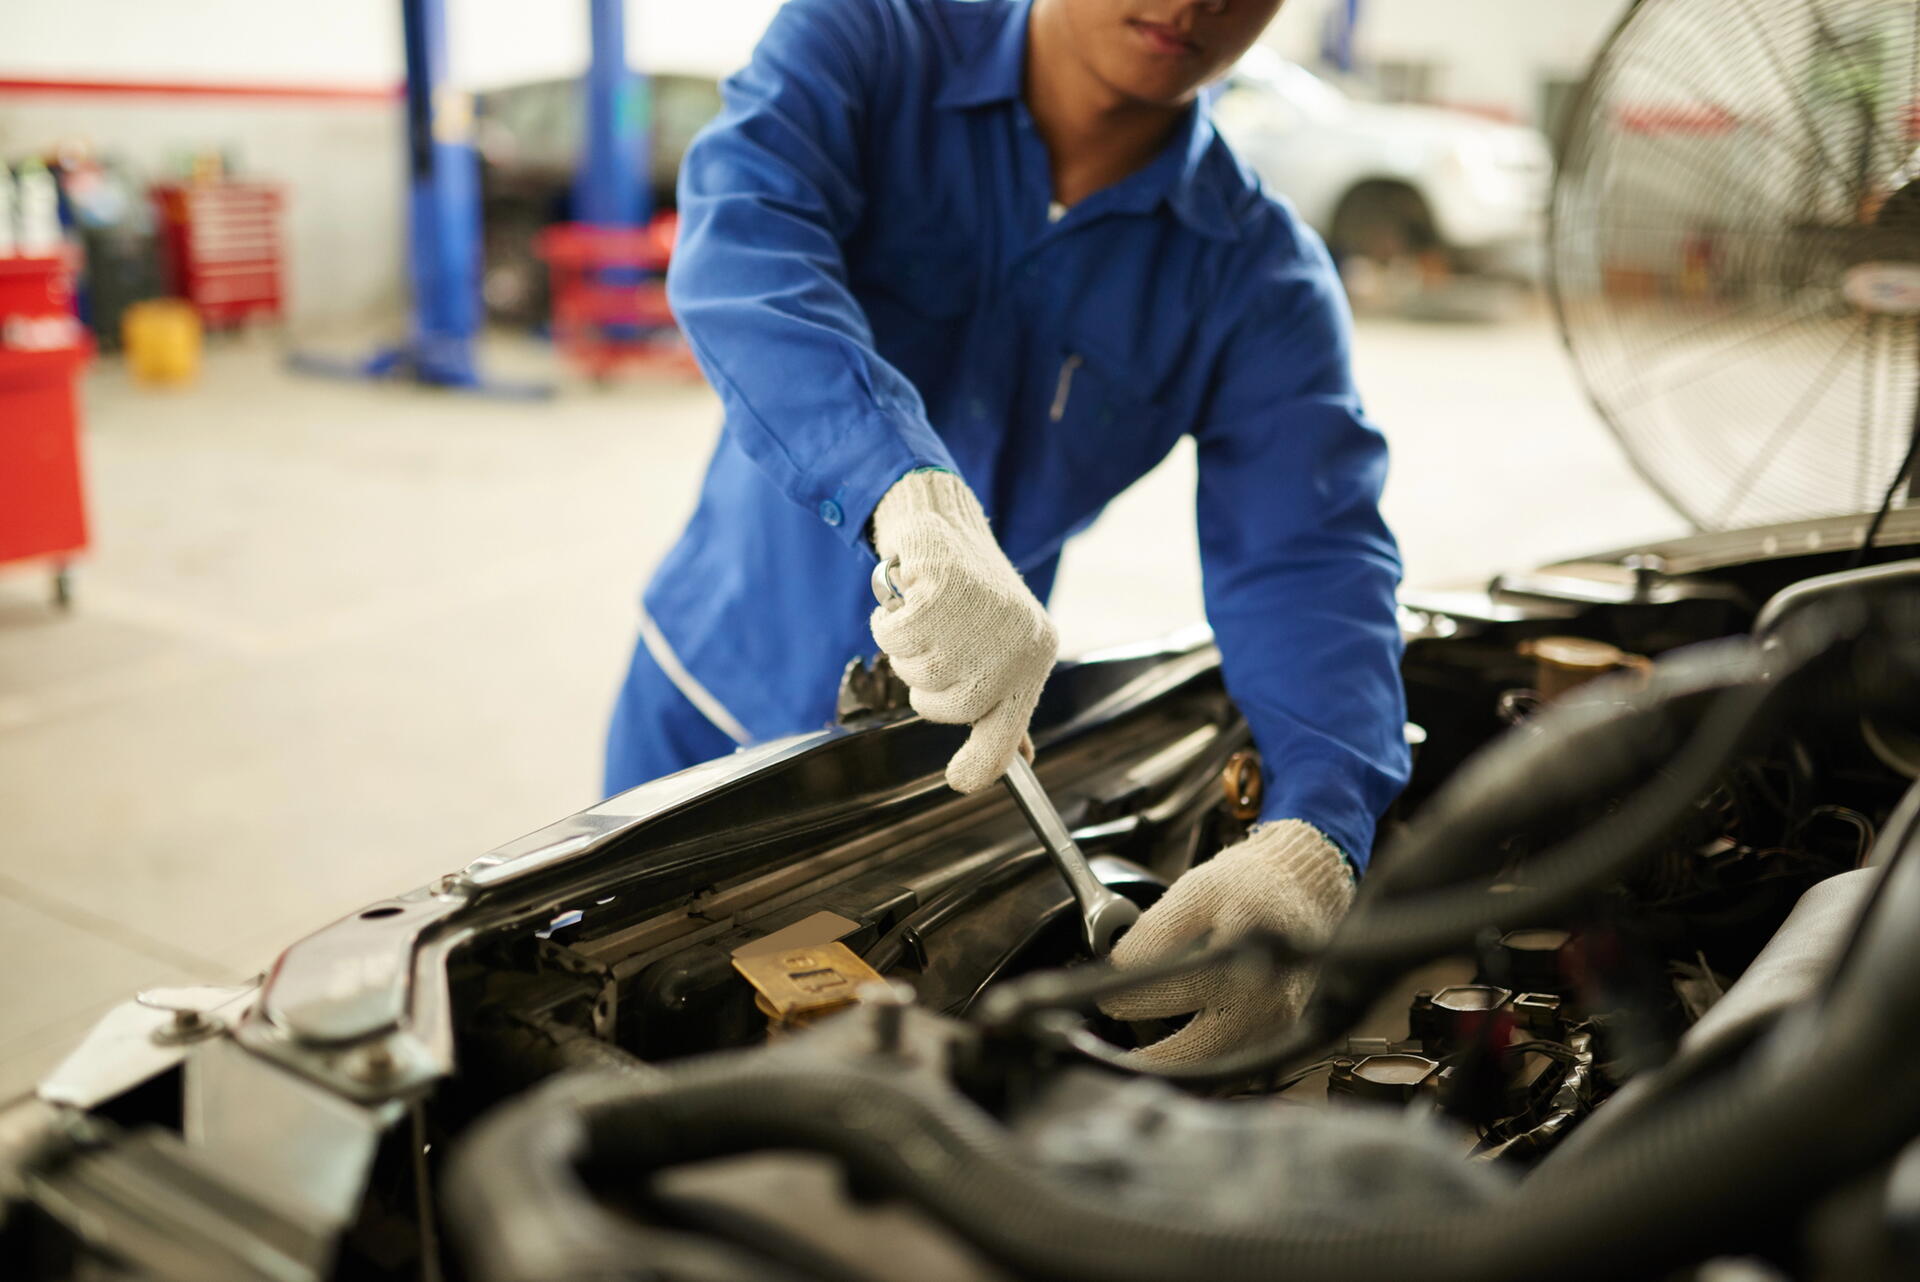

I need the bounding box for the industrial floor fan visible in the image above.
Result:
[1553,0,1920,540]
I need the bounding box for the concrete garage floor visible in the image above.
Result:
[0,303,1684,1096]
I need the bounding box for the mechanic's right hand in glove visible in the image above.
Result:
[869,468,1058,795]
[1097,820,1355,1067]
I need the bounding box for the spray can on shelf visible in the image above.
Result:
[16,160,61,258]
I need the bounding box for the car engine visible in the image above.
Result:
[6,537,1920,1282]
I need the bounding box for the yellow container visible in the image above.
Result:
[123,299,202,385]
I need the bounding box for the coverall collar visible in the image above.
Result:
[936,0,1241,242]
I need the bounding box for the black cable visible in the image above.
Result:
[1505,1040,1586,1066]
[1054,1013,1335,1086]
[440,611,1920,1281]
[1809,776,1920,995]
[867,848,1053,973]
[999,608,1848,1088]
[961,918,1337,1086]
[972,928,1314,1032]
[447,821,1920,1282]
[1001,667,1777,1089]
[1539,779,1920,1176]
[968,926,1339,1086]
[1262,1055,1344,1094]
[1327,677,1778,968]
[1848,358,1920,569]
[1358,637,1765,907]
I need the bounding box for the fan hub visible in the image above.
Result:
[1842,261,1920,316]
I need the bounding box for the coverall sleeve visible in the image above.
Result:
[667,0,957,547]
[1193,235,1411,868]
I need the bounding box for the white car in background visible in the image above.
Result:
[1214,48,1553,283]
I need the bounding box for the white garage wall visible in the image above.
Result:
[1357,0,1628,121]
[0,0,783,327]
[1260,0,1343,65]
[449,0,789,87]
[0,0,782,89]
[629,0,783,79]
[449,2,591,90]
[1262,0,1631,124]
[1259,0,1635,124]
[0,0,401,88]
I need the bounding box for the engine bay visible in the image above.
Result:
[7,534,1920,1282]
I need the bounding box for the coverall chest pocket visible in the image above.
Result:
[1044,346,1174,499]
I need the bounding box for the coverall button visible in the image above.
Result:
[819,499,844,526]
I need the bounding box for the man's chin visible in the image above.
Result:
[1094,60,1205,110]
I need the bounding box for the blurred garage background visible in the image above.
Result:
[0,0,1684,1094]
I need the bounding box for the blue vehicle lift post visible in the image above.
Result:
[576,0,649,231]
[291,0,549,397]
[1323,0,1362,73]
[564,0,659,355]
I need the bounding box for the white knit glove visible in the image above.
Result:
[869,470,1059,794]
[1098,820,1356,1067]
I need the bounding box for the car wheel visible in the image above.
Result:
[1330,181,1449,310]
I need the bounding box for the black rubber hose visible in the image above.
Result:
[1364,584,1890,910]
[1364,676,1681,901]
[454,796,1920,1282]
[1532,771,1914,1175]
[1326,673,1776,967]
[1016,664,1781,1089]
[445,607,1920,1280]
[452,855,1920,1282]
[441,1072,821,1282]
[969,654,1781,1088]
[1361,634,1761,904]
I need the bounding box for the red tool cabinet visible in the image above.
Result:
[0,256,92,607]
[152,181,285,328]
[536,215,695,379]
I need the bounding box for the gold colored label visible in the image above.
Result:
[731,941,884,1024]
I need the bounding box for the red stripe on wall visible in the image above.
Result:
[0,77,400,104]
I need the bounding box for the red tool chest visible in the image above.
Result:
[536,216,696,379]
[152,181,285,328]
[0,255,91,606]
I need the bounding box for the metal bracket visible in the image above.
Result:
[836,652,913,723]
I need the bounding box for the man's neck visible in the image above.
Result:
[1025,0,1187,210]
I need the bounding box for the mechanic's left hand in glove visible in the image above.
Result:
[1097,820,1354,1067]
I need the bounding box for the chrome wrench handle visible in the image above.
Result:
[871,555,1139,956]
[1000,755,1140,955]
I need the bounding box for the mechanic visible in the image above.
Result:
[605,0,1410,1065]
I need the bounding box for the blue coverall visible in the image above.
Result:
[606,0,1410,864]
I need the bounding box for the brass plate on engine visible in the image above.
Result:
[731,941,883,1024]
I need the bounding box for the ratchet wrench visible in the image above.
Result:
[872,556,1141,955]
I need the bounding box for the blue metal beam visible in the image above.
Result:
[292,0,548,397]
[1323,0,1362,73]
[576,0,650,229]
[397,0,483,382]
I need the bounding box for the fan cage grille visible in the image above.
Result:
[1552,0,1920,531]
